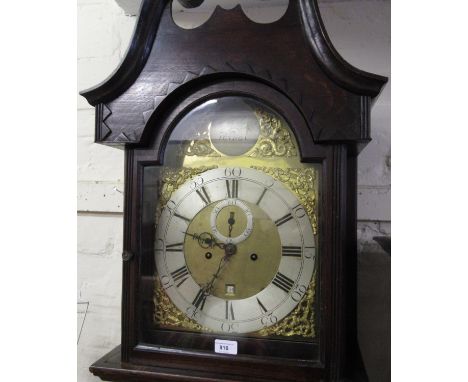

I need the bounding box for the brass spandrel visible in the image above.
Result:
[256,270,317,338]
[153,166,217,331]
[248,109,297,158]
[179,108,297,159]
[158,166,217,208]
[153,276,212,332]
[251,166,318,235]
[182,139,221,158]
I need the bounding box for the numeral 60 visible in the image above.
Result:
[224,168,242,177]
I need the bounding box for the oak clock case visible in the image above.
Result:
[81,0,388,380]
[139,93,322,360]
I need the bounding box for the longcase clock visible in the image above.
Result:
[80,1,387,381]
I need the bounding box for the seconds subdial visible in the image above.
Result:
[210,199,254,244]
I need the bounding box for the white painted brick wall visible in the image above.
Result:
[77,1,390,380]
[78,1,133,380]
[77,213,123,382]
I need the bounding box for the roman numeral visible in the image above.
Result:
[174,213,191,224]
[226,179,239,198]
[166,242,184,253]
[225,301,235,320]
[272,272,295,294]
[256,188,267,205]
[195,186,211,205]
[192,289,207,311]
[256,297,268,314]
[170,265,189,287]
[282,246,302,257]
[275,213,293,227]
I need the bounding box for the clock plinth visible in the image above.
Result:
[90,346,367,382]
[80,1,387,381]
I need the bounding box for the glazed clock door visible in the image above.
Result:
[155,166,315,334]
[140,95,321,359]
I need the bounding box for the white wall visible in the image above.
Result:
[77,1,390,381]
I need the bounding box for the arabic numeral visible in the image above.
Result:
[293,205,307,219]
[261,314,278,327]
[190,177,204,189]
[291,284,307,302]
[155,239,164,251]
[224,168,242,177]
[304,246,315,260]
[221,322,238,333]
[160,275,173,290]
[165,200,176,212]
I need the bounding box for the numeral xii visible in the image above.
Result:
[226,179,239,198]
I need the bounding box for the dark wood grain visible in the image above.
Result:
[90,345,320,382]
[80,0,387,147]
[81,0,166,106]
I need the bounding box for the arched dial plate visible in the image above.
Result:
[155,167,316,334]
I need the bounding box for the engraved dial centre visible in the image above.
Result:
[184,199,282,300]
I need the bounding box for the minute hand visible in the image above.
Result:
[228,212,235,238]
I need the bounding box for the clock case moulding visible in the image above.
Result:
[80,0,387,381]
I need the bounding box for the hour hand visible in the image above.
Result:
[183,231,225,249]
[228,212,235,237]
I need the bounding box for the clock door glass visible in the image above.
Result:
[148,96,320,343]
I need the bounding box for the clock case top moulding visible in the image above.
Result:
[80,1,387,381]
[80,0,386,150]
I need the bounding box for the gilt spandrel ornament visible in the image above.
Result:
[181,108,297,159]
[248,109,297,158]
[251,166,318,235]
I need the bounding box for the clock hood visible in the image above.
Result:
[80,0,387,151]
